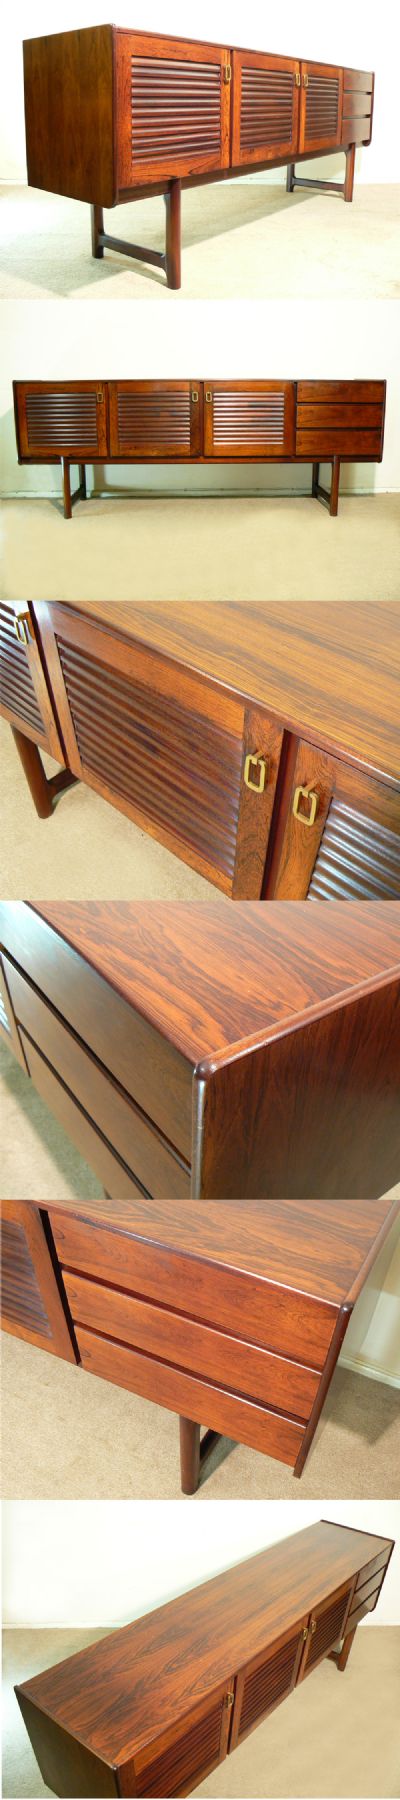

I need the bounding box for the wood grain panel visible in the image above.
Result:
[20,1034,153,1200]
[0,1200,76,1359]
[23,25,115,205]
[15,383,108,460]
[109,382,201,458]
[132,1684,231,1797]
[300,1583,353,1677]
[299,62,343,153]
[116,32,230,188]
[231,51,300,166]
[231,1621,306,1748]
[204,382,295,458]
[0,956,27,1066]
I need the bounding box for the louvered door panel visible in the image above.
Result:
[231,1618,308,1750]
[109,382,201,458]
[271,744,400,902]
[301,1585,353,1677]
[14,382,108,459]
[116,34,231,187]
[232,51,300,165]
[204,382,295,458]
[0,602,63,755]
[308,802,400,900]
[299,62,343,152]
[0,1201,76,1360]
[132,1683,231,1797]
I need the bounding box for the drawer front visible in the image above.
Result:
[230,1617,308,1750]
[342,69,373,145]
[296,381,385,461]
[345,1590,382,1632]
[109,382,201,458]
[0,904,192,1158]
[204,382,295,459]
[299,61,343,153]
[76,1325,306,1467]
[1,1200,76,1360]
[299,1581,353,1678]
[0,602,63,756]
[37,606,284,899]
[272,744,400,901]
[116,32,231,188]
[20,1034,152,1199]
[50,1212,338,1369]
[131,1681,232,1798]
[231,51,300,166]
[4,962,190,1200]
[350,1570,386,1614]
[0,958,26,1066]
[355,1549,391,1591]
[14,382,108,460]
[62,1271,320,1420]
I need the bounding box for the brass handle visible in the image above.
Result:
[205,389,213,403]
[292,785,319,828]
[311,1619,317,1634]
[14,613,33,646]
[244,752,268,794]
[303,72,309,88]
[224,65,232,84]
[302,1626,309,1640]
[295,71,301,87]
[96,388,103,401]
[226,1692,235,1707]
[191,389,198,403]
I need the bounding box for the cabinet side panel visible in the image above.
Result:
[23,26,115,205]
[16,1692,117,1800]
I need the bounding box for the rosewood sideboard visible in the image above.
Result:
[1,601,399,901]
[15,1522,394,1797]
[23,27,375,288]
[0,901,399,1200]
[2,1197,399,1487]
[12,380,386,518]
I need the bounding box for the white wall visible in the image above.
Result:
[1,298,399,496]
[3,1501,400,1629]
[1,0,399,183]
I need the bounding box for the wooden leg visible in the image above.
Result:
[11,728,78,820]
[286,163,295,193]
[329,1627,357,1671]
[79,464,87,499]
[330,456,340,517]
[179,1418,200,1494]
[165,180,181,289]
[62,458,72,520]
[312,461,320,497]
[344,144,356,203]
[91,203,104,258]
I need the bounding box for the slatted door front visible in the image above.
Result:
[130,1681,233,1797]
[0,1201,76,1360]
[299,1582,353,1678]
[0,602,64,755]
[299,62,343,153]
[14,382,108,459]
[109,382,202,458]
[272,742,400,901]
[230,1617,308,1750]
[203,382,295,459]
[37,604,284,898]
[116,32,231,188]
[231,51,300,166]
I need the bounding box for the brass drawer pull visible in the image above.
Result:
[14,613,33,646]
[311,1618,317,1634]
[205,389,213,402]
[302,1626,309,1640]
[293,784,318,827]
[191,389,198,403]
[224,65,232,84]
[96,388,103,402]
[244,753,268,794]
[303,72,309,88]
[295,71,301,87]
[226,1691,235,1707]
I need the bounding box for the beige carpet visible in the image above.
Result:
[2,494,400,605]
[1,184,399,300]
[3,1626,400,1796]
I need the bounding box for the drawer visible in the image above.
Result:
[297,383,384,404]
[355,1549,391,1591]
[4,961,190,1200]
[345,1590,382,1632]
[349,1571,385,1615]
[0,905,192,1158]
[109,383,202,459]
[62,1272,320,1420]
[35,604,285,900]
[0,957,26,1067]
[50,1212,338,1369]
[76,1325,306,1468]
[295,381,385,461]
[20,1034,151,1200]
[0,602,63,756]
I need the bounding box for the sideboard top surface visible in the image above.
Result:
[34,1196,400,1310]
[17,1522,393,1765]
[24,900,400,1064]
[23,24,365,64]
[48,602,400,786]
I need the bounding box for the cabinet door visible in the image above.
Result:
[116,32,231,189]
[127,1680,233,1797]
[230,1616,308,1751]
[299,62,343,153]
[203,382,295,459]
[299,1582,354,1678]
[296,382,385,462]
[109,381,202,459]
[0,601,64,756]
[0,1200,76,1361]
[36,604,284,899]
[231,50,300,166]
[272,741,400,900]
[0,956,26,1067]
[14,382,108,459]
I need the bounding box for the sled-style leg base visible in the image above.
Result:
[312,456,340,517]
[12,729,78,820]
[62,459,87,521]
[90,179,181,288]
[179,1417,220,1494]
[287,145,356,203]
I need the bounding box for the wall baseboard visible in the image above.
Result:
[340,1353,400,1389]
